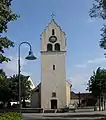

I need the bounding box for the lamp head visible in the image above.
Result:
[25,51,37,60]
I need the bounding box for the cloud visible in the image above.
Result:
[73,57,106,92]
[2,56,29,76]
[76,57,105,68]
[75,64,87,68]
[6,56,27,72]
[22,71,32,76]
[87,57,105,64]
[70,73,90,92]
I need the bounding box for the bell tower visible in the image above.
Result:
[41,18,67,109]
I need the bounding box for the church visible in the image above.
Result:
[31,18,71,109]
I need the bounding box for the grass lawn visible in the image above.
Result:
[0,112,22,120]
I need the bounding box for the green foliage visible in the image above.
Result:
[0,37,14,63]
[0,69,32,107]
[8,74,32,101]
[99,25,106,49]
[0,112,22,120]
[90,0,106,50]
[0,0,18,33]
[8,75,19,101]
[0,0,19,63]
[0,69,6,80]
[89,0,106,19]
[20,75,32,100]
[87,67,106,98]
[0,69,11,103]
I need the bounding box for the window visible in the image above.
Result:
[52,92,56,97]
[47,43,52,51]
[53,65,55,70]
[52,29,55,35]
[55,43,60,51]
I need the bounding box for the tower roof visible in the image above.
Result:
[41,18,65,37]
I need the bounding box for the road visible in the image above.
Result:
[22,111,106,120]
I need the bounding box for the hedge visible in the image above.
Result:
[0,112,22,120]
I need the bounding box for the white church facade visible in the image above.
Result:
[31,19,71,109]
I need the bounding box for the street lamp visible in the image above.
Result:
[18,42,36,110]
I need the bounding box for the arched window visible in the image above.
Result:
[52,29,55,35]
[47,43,53,51]
[55,43,60,51]
[52,92,56,97]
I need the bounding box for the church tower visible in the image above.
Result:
[41,18,67,109]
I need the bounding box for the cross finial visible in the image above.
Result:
[51,13,55,20]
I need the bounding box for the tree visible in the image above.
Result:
[89,0,106,49]
[8,74,32,107]
[21,75,32,107]
[0,0,18,63]
[87,67,102,97]
[0,69,6,80]
[0,69,12,108]
[87,67,106,110]
[7,75,19,102]
[0,72,32,108]
[89,0,106,19]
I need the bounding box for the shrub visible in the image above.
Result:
[0,112,22,120]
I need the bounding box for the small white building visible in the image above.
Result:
[31,18,71,109]
[27,76,35,90]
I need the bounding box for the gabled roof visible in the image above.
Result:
[31,83,41,93]
[71,91,93,99]
[41,19,65,37]
[71,91,79,99]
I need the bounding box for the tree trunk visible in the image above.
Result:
[22,98,26,108]
[101,96,104,111]
[94,98,97,111]
[104,100,106,110]
[94,104,97,111]
[7,101,11,108]
[99,96,101,111]
[3,101,6,108]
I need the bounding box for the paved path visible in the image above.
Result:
[22,111,106,120]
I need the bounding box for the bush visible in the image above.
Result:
[0,112,22,120]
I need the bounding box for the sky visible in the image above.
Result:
[0,0,106,93]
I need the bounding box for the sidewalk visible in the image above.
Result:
[22,111,106,120]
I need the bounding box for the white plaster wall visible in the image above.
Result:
[41,20,66,52]
[28,77,35,90]
[41,52,66,109]
[66,81,71,106]
[41,19,66,109]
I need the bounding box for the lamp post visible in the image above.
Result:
[18,42,37,110]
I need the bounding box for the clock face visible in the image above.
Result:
[49,36,57,43]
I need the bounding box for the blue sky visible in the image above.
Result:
[0,0,105,92]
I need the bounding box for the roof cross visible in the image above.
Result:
[51,13,55,20]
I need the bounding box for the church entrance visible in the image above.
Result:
[51,100,57,109]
